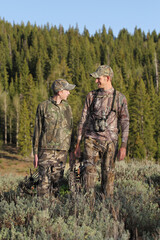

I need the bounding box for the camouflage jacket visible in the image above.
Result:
[33,97,73,155]
[77,88,129,148]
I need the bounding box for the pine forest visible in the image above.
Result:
[0,19,160,162]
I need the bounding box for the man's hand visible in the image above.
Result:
[117,147,126,161]
[34,154,38,168]
[74,143,81,159]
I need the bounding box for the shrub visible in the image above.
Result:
[0,160,160,239]
[114,161,160,239]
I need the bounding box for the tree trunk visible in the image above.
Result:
[16,111,19,148]
[155,52,159,92]
[9,116,12,144]
[4,93,7,145]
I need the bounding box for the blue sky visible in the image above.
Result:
[0,0,159,37]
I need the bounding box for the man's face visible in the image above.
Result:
[95,75,108,89]
[59,89,70,101]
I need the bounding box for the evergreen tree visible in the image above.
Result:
[0,91,9,144]
[13,94,20,148]
[25,74,37,140]
[128,78,156,159]
[8,103,14,144]
[18,98,31,156]
[1,66,9,91]
[36,58,44,86]
[0,19,160,159]
[100,25,108,65]
[155,94,160,163]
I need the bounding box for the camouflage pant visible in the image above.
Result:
[83,137,118,197]
[37,150,67,196]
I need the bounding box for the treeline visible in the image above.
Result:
[0,19,160,161]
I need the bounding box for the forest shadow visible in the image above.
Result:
[0,144,31,162]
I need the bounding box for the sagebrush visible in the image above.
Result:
[0,161,159,240]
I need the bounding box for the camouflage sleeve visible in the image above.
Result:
[32,104,42,155]
[66,104,74,152]
[77,92,93,142]
[69,104,74,145]
[69,105,73,129]
[118,94,129,148]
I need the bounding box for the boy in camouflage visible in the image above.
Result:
[74,65,129,198]
[33,79,75,196]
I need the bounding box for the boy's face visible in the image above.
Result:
[58,89,70,101]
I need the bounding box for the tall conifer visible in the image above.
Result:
[19,99,31,156]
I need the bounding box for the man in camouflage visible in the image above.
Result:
[33,79,75,196]
[74,65,129,198]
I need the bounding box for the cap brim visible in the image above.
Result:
[65,84,76,91]
[90,72,99,78]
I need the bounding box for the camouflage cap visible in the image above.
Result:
[90,65,114,78]
[52,79,76,93]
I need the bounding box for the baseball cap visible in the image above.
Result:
[52,79,76,93]
[90,65,114,78]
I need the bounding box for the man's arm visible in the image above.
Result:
[34,154,38,168]
[118,94,129,161]
[33,104,42,167]
[74,139,81,158]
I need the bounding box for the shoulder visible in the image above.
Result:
[62,101,72,112]
[115,90,128,105]
[62,100,71,108]
[36,100,53,116]
[37,99,50,109]
[84,90,98,106]
[86,89,98,99]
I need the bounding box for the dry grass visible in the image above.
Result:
[0,145,70,177]
[0,145,33,176]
